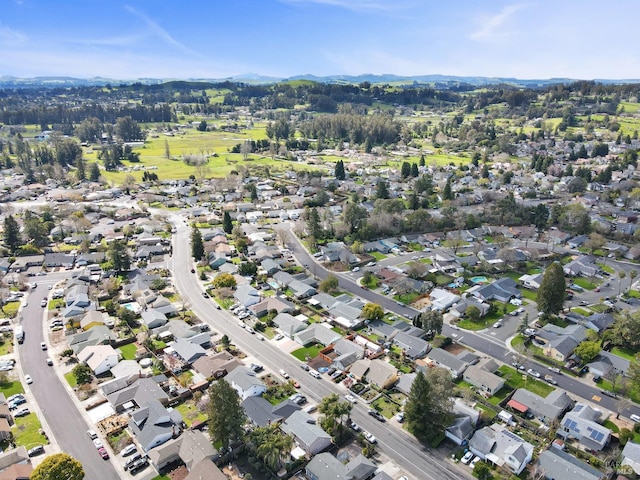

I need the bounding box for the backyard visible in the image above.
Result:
[291,344,323,362]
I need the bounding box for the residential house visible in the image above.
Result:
[563,255,600,277]
[249,296,294,318]
[225,366,266,400]
[0,447,32,480]
[449,297,490,319]
[306,452,376,480]
[289,279,317,299]
[392,331,430,359]
[469,423,534,475]
[234,284,261,307]
[471,278,521,303]
[508,389,574,423]
[80,310,111,331]
[622,441,640,475]
[281,410,332,455]
[128,399,183,452]
[272,313,307,338]
[534,324,588,362]
[537,447,605,480]
[429,288,460,311]
[557,403,611,451]
[183,460,227,480]
[147,430,218,471]
[445,400,480,446]
[105,377,170,412]
[171,338,207,365]
[77,345,120,375]
[69,325,114,354]
[587,350,630,379]
[141,309,168,329]
[242,396,301,427]
[192,351,239,380]
[518,273,543,290]
[364,359,398,389]
[463,359,504,396]
[426,348,469,378]
[294,324,342,347]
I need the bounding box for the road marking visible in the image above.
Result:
[505,351,512,356]
[592,395,601,402]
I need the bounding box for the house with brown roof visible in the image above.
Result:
[192,351,240,380]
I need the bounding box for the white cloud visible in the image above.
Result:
[281,0,414,12]
[0,22,26,45]
[123,5,203,57]
[468,4,526,42]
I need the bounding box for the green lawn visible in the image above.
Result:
[0,336,14,356]
[603,419,620,433]
[456,318,492,331]
[371,395,401,418]
[151,476,171,480]
[0,380,24,398]
[520,289,537,302]
[497,365,555,397]
[291,344,323,361]
[572,278,599,291]
[571,307,591,316]
[64,372,78,388]
[175,402,208,427]
[118,343,137,360]
[393,292,420,305]
[1,301,20,318]
[12,413,47,447]
[488,386,513,405]
[370,251,388,261]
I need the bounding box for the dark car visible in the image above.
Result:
[27,445,45,457]
[129,457,149,474]
[301,363,310,371]
[349,421,361,432]
[124,453,143,470]
[202,292,210,298]
[368,409,386,422]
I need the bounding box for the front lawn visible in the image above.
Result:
[12,413,47,447]
[497,365,555,397]
[393,292,420,305]
[0,336,14,356]
[64,372,78,388]
[572,278,599,291]
[371,395,401,418]
[456,318,492,331]
[370,251,388,261]
[0,379,24,398]
[291,344,323,362]
[1,301,20,318]
[520,289,538,302]
[119,343,137,360]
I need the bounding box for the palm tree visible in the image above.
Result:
[629,270,638,294]
[619,270,626,297]
[253,425,293,472]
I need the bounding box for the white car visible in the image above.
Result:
[87,430,98,440]
[24,375,32,384]
[274,334,284,341]
[352,267,360,272]
[344,395,357,404]
[461,451,474,464]
[364,432,377,444]
[279,369,290,379]
[470,456,481,468]
[395,412,405,423]
[527,369,541,378]
[92,438,104,449]
[120,444,137,457]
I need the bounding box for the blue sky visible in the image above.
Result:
[1,0,638,80]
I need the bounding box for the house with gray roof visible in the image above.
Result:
[471,278,521,303]
[557,403,611,451]
[260,258,281,276]
[241,396,301,427]
[622,441,640,475]
[587,350,630,379]
[171,338,207,365]
[106,377,169,412]
[289,279,316,299]
[469,423,534,475]
[365,359,398,389]
[463,359,504,396]
[142,309,168,329]
[69,325,114,354]
[272,313,307,338]
[426,348,469,378]
[309,292,338,310]
[234,283,261,307]
[249,296,294,318]
[225,366,266,400]
[272,271,294,288]
[281,410,332,455]
[128,399,183,452]
[294,324,342,347]
[396,372,416,396]
[563,255,600,277]
[537,447,605,480]
[509,389,574,423]
[147,430,218,471]
[392,331,430,359]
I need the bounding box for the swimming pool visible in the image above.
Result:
[469,276,489,284]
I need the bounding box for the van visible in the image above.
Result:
[309,369,321,379]
[631,414,640,423]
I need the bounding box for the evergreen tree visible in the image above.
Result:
[107,239,131,273]
[410,162,419,177]
[208,379,246,450]
[537,262,566,315]
[305,207,323,240]
[405,369,453,444]
[3,215,21,253]
[89,162,101,182]
[401,161,411,178]
[481,163,490,178]
[334,160,345,180]
[419,154,426,167]
[442,177,453,201]
[223,211,233,234]
[75,156,86,181]
[408,192,419,210]
[375,180,389,199]
[191,226,204,261]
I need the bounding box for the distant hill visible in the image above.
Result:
[1,73,639,89]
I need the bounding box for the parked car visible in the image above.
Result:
[124,453,143,470]
[349,421,361,432]
[120,444,137,457]
[274,334,284,341]
[493,321,503,328]
[87,430,98,440]
[309,369,321,379]
[395,412,405,423]
[470,456,481,468]
[364,432,377,444]
[368,409,386,422]
[344,395,357,404]
[279,369,290,379]
[24,375,32,384]
[544,375,557,385]
[46,358,53,366]
[461,451,474,464]
[98,447,109,460]
[14,408,30,418]
[92,438,104,449]
[40,342,47,350]
[129,457,149,474]
[27,445,45,457]
[527,369,541,378]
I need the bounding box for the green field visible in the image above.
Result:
[12,413,47,448]
[291,344,323,361]
[498,365,554,397]
[119,343,137,360]
[64,372,78,388]
[0,380,24,398]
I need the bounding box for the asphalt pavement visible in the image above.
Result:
[18,275,121,480]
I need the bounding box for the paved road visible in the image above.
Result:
[168,214,471,480]
[18,275,121,480]
[282,227,640,420]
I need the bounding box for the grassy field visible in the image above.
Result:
[1,302,20,318]
[175,402,208,427]
[0,380,24,398]
[12,413,47,447]
[611,346,637,362]
[291,344,323,361]
[498,365,554,397]
[64,372,77,388]
[118,343,137,360]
